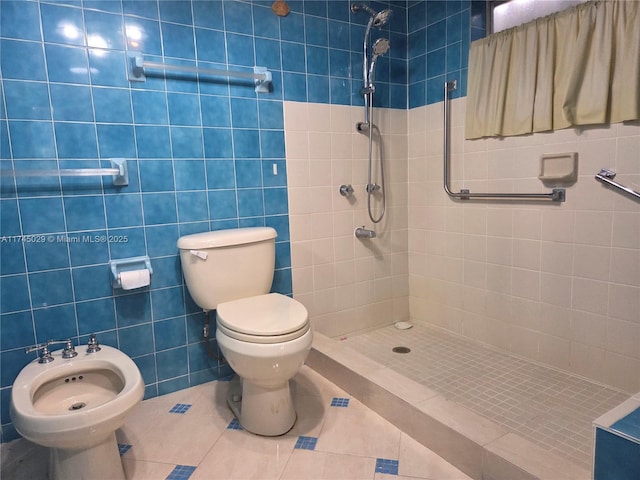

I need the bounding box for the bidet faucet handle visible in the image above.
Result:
[25,343,54,364]
[62,339,78,359]
[47,339,78,359]
[87,334,101,353]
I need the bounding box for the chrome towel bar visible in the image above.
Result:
[595,168,640,201]
[443,81,565,202]
[127,53,272,93]
[1,158,128,186]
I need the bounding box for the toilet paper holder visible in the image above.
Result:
[109,256,153,289]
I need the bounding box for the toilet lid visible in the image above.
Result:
[216,293,309,337]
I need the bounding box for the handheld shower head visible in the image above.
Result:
[372,37,390,57]
[368,38,390,85]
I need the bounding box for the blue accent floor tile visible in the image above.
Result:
[227,418,243,430]
[611,407,640,440]
[294,436,318,450]
[169,403,192,414]
[118,443,132,456]
[330,397,350,407]
[375,458,399,475]
[166,465,196,480]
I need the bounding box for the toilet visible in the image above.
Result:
[177,227,312,436]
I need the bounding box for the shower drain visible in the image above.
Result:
[69,402,86,411]
[392,346,411,354]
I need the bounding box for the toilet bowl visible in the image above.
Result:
[216,293,312,436]
[10,344,144,480]
[177,227,313,436]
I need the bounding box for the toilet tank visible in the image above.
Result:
[177,227,277,311]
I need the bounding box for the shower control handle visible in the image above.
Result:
[339,184,354,197]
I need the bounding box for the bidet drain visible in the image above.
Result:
[392,346,411,354]
[69,402,86,411]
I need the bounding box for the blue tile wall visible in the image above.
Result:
[408,0,477,107]
[0,0,482,442]
[594,427,640,480]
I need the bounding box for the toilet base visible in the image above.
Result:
[228,378,296,436]
[49,432,125,480]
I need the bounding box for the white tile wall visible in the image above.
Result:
[285,98,639,391]
[409,97,640,392]
[284,102,409,339]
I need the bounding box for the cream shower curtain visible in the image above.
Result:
[465,0,640,139]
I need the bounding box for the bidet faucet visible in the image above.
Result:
[48,339,78,359]
[25,343,54,364]
[87,334,101,353]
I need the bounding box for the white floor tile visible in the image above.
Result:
[280,449,375,480]
[1,365,468,480]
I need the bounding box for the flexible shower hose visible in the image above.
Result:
[365,92,386,224]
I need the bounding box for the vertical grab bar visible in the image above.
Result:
[442,81,565,202]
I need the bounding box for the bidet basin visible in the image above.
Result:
[32,369,124,415]
[10,344,144,480]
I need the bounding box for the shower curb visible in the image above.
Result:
[306,333,591,480]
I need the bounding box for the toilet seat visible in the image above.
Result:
[216,293,309,344]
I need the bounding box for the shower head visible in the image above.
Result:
[351,4,393,28]
[368,38,390,86]
[372,8,392,28]
[372,37,390,57]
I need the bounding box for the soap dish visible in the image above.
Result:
[539,152,578,184]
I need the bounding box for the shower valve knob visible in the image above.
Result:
[339,184,354,197]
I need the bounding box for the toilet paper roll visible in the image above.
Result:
[119,269,151,290]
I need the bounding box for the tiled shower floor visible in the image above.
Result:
[342,322,631,470]
[1,366,470,480]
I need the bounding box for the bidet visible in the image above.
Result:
[10,340,144,480]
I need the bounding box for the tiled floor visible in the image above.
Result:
[1,366,471,480]
[343,322,631,470]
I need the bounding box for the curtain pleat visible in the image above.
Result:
[465,0,640,140]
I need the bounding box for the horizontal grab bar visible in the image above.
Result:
[442,81,565,203]
[127,53,272,93]
[454,189,566,201]
[595,169,640,201]
[1,158,128,186]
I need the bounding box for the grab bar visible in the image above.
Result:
[443,81,565,202]
[127,53,272,93]
[1,158,128,185]
[595,169,640,201]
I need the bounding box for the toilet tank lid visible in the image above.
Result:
[177,227,277,250]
